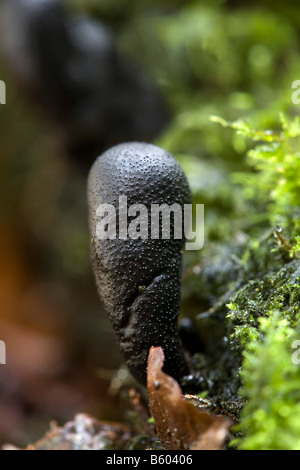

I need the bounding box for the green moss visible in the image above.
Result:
[213,115,300,234]
[235,315,300,450]
[227,259,300,353]
[212,116,300,449]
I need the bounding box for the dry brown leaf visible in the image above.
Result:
[147,346,232,450]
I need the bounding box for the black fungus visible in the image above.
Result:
[88,142,191,385]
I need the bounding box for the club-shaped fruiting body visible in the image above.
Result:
[88,142,191,384]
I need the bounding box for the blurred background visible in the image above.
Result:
[1,0,300,447]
